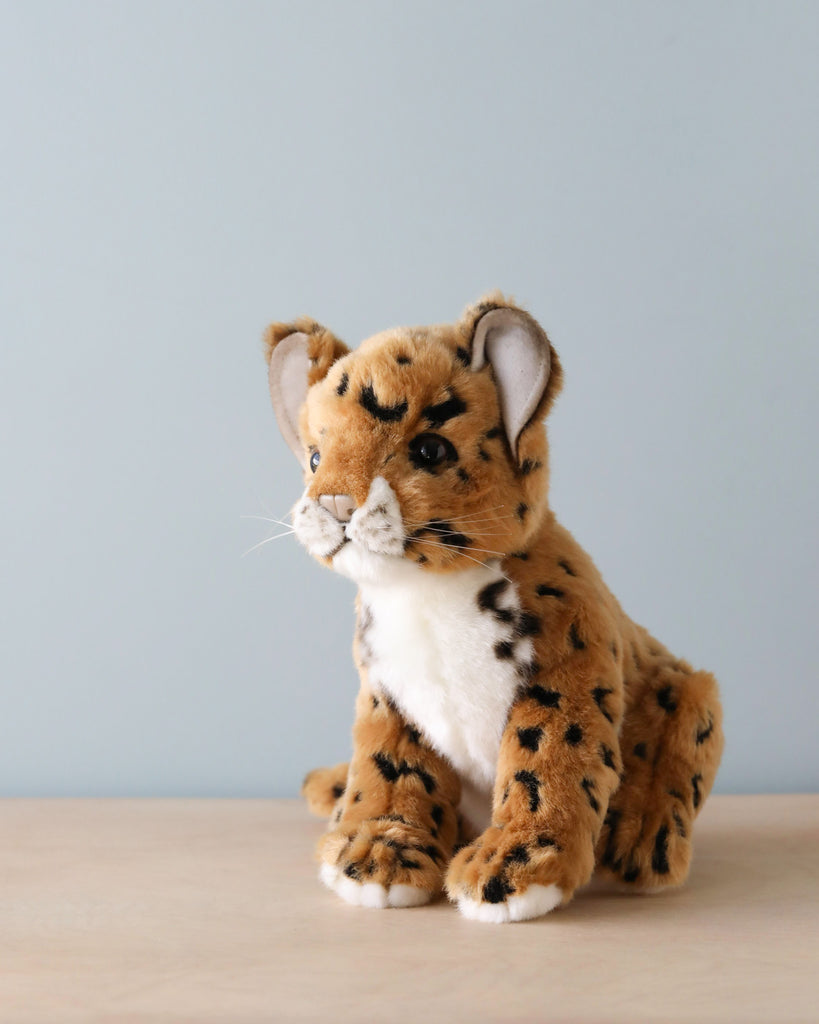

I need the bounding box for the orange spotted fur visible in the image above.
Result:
[265,294,723,919]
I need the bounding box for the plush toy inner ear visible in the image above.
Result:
[268,332,311,467]
[470,308,552,458]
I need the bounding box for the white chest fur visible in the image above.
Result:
[358,562,533,832]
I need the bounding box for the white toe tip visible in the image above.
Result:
[389,883,433,908]
[319,861,339,891]
[320,864,431,909]
[458,883,563,924]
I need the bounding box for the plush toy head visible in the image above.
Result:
[264,294,563,584]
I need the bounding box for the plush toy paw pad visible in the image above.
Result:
[457,883,563,923]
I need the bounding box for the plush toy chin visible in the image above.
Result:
[331,541,420,587]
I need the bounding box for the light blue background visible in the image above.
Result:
[2,2,816,796]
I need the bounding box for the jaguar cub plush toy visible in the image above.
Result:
[264,294,723,923]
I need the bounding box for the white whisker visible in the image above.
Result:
[409,536,508,558]
[241,514,293,527]
[241,531,296,558]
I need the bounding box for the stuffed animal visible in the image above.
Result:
[263,293,723,923]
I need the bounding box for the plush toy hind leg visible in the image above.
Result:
[302,762,350,817]
[596,662,723,888]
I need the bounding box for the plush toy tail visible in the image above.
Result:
[301,762,350,817]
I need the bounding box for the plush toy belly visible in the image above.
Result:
[359,561,532,835]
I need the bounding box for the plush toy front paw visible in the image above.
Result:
[445,825,566,923]
[318,818,445,909]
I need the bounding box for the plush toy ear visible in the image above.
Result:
[465,297,562,459]
[264,318,349,466]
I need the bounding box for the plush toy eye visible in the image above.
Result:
[408,433,457,471]
[309,450,321,473]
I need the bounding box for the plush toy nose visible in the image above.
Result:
[318,494,356,522]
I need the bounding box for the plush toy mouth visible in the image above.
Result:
[326,536,351,559]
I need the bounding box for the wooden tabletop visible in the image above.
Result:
[1,795,816,1023]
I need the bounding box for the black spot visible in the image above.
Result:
[456,467,470,483]
[581,777,600,813]
[422,844,443,864]
[478,447,491,461]
[622,865,640,883]
[517,726,543,751]
[656,685,678,713]
[494,640,515,660]
[377,813,408,824]
[652,825,670,874]
[696,713,714,745]
[414,766,436,794]
[431,804,444,829]
[416,554,428,564]
[632,742,648,760]
[692,773,703,809]
[511,550,529,560]
[536,834,559,849]
[520,459,542,476]
[483,875,515,904]
[455,346,471,366]
[372,751,399,783]
[477,578,509,610]
[536,584,564,599]
[592,686,615,724]
[359,383,408,423]
[371,696,380,709]
[422,391,467,428]
[514,769,541,812]
[398,854,421,870]
[516,611,542,637]
[503,845,530,866]
[353,791,362,802]
[405,725,422,744]
[564,723,583,746]
[396,354,412,365]
[673,809,687,838]
[371,753,436,793]
[331,783,345,800]
[411,520,471,548]
[485,425,504,439]
[526,684,561,708]
[336,372,349,396]
[600,745,616,770]
[516,502,528,521]
[343,863,360,880]
[568,623,586,651]
[558,559,576,576]
[668,788,685,801]
[477,578,516,624]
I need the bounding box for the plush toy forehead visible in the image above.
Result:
[302,325,498,443]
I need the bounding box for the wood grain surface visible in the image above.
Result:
[0,795,816,1022]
